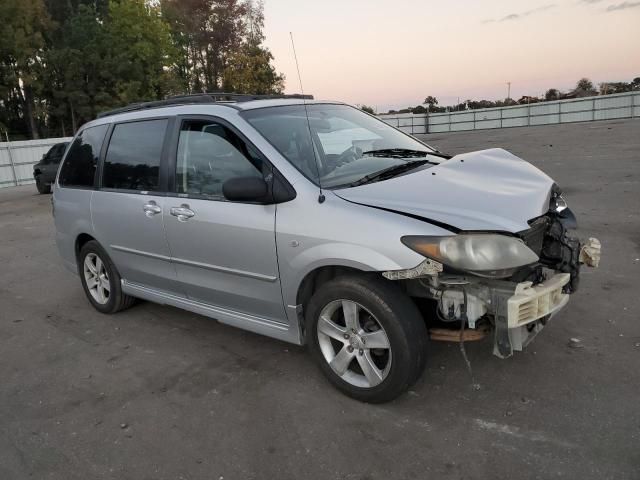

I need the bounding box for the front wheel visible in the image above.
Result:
[306,275,427,403]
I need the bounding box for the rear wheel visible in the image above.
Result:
[306,275,427,403]
[78,241,135,314]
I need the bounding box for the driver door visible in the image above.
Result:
[162,117,287,326]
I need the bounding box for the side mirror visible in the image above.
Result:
[222,176,269,203]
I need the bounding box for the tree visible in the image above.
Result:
[599,82,632,95]
[161,0,281,95]
[223,45,284,94]
[423,96,438,107]
[576,78,594,91]
[545,88,560,100]
[42,0,177,130]
[574,77,597,97]
[467,99,497,109]
[103,0,178,106]
[43,4,109,132]
[43,0,109,25]
[0,0,52,138]
[222,0,284,94]
[1,0,287,139]
[360,105,375,114]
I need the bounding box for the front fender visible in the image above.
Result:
[278,241,424,309]
[277,240,424,345]
[274,189,454,341]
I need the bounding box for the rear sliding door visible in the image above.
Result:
[91,117,180,294]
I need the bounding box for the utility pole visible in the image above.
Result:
[507,82,511,100]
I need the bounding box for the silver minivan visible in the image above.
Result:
[53,94,600,402]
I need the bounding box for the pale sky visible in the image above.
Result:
[262,0,640,111]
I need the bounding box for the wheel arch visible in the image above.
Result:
[295,264,371,313]
[75,233,97,263]
[284,241,417,307]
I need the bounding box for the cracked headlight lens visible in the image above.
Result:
[401,234,539,278]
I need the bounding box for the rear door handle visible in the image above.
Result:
[170,205,195,222]
[143,201,162,217]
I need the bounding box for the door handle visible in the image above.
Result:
[170,204,195,222]
[143,201,162,217]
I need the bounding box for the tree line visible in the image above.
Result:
[0,0,285,140]
[372,76,640,115]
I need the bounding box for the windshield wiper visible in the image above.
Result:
[362,148,451,159]
[348,160,431,187]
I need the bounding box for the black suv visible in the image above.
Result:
[33,142,68,193]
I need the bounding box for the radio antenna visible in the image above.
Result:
[290,32,325,203]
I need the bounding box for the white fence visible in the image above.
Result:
[380,91,640,135]
[0,137,72,188]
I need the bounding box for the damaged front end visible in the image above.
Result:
[384,195,601,358]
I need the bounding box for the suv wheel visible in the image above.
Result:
[35,177,51,194]
[79,241,135,314]
[306,275,427,403]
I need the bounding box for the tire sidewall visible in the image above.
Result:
[306,276,421,403]
[78,241,121,314]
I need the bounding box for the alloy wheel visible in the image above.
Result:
[83,253,110,305]
[317,299,392,388]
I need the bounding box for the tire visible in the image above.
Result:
[35,177,51,194]
[306,275,427,403]
[78,240,136,314]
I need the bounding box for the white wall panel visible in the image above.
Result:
[379,92,639,134]
[0,137,72,188]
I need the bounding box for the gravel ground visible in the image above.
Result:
[1,118,639,479]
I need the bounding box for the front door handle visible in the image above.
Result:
[170,204,195,222]
[143,201,162,217]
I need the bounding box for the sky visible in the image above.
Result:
[262,0,640,111]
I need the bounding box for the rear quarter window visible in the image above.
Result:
[58,125,109,188]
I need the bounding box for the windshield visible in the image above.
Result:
[242,104,439,188]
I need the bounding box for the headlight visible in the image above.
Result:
[550,184,568,213]
[401,234,539,278]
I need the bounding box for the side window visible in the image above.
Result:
[59,125,108,187]
[103,119,168,191]
[175,120,264,198]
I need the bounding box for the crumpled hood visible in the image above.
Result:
[334,148,555,233]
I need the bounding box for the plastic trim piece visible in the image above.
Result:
[507,273,570,327]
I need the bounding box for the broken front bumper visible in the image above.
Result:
[492,273,570,358]
[495,237,602,357]
[507,273,570,328]
[389,231,601,358]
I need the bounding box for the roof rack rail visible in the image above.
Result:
[96,92,314,119]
